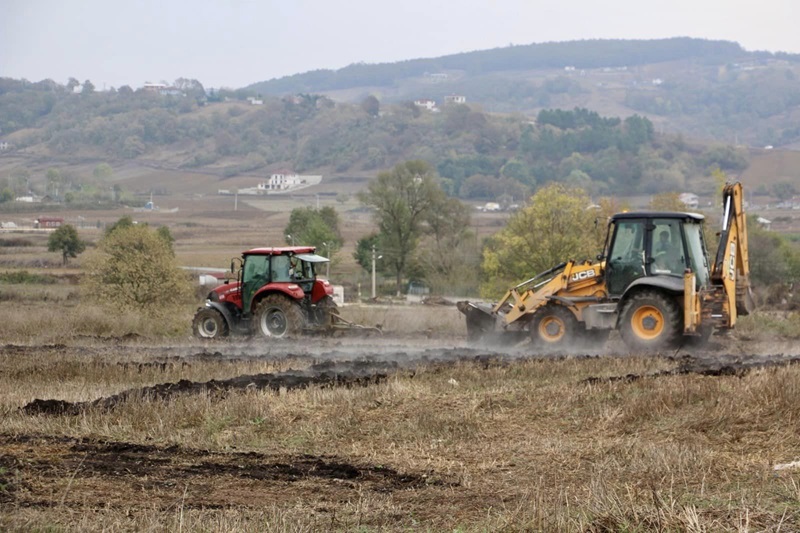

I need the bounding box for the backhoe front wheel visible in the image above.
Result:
[530,305,578,350]
[255,295,305,338]
[620,291,681,352]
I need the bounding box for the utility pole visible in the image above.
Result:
[371,245,377,299]
[370,246,382,299]
[322,242,330,278]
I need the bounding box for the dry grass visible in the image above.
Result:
[2,339,800,531]
[2,206,800,530]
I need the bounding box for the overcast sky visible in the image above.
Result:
[2,0,798,90]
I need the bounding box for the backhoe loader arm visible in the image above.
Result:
[711,182,754,323]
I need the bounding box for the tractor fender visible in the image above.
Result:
[311,279,334,303]
[253,284,305,305]
[203,300,236,330]
[616,276,684,326]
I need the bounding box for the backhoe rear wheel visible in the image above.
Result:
[255,295,305,338]
[530,305,578,350]
[620,291,681,352]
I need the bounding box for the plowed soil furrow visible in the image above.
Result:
[0,434,441,511]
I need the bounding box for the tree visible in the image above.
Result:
[648,191,686,211]
[47,224,85,266]
[66,77,80,93]
[82,79,95,94]
[358,160,446,295]
[93,163,113,180]
[156,226,175,255]
[82,224,193,311]
[284,206,343,254]
[360,95,380,117]
[353,233,385,273]
[480,183,597,297]
[105,215,135,236]
[46,168,62,198]
[416,196,479,295]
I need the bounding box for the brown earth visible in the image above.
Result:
[3,335,800,530]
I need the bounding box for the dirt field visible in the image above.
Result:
[2,332,800,531]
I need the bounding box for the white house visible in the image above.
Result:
[247,96,264,105]
[258,172,305,192]
[413,99,436,111]
[142,82,167,92]
[444,95,466,105]
[679,193,699,209]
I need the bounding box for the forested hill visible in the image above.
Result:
[247,38,800,148]
[249,38,748,94]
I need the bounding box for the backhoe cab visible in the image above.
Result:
[458,182,753,351]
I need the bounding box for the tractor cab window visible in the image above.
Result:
[242,255,269,313]
[270,255,292,282]
[293,258,314,280]
[606,219,645,296]
[648,219,685,276]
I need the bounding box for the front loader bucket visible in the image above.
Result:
[457,301,498,341]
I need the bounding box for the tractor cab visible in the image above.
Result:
[239,247,330,314]
[604,212,710,297]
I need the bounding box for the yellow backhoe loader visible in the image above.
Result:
[457,182,754,350]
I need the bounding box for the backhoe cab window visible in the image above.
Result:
[649,219,684,276]
[683,223,710,287]
[610,221,644,263]
[606,220,645,295]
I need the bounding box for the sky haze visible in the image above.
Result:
[3,0,798,90]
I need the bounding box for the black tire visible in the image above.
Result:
[619,290,682,351]
[255,295,305,338]
[530,305,578,349]
[192,308,229,340]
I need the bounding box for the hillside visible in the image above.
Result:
[248,38,800,148]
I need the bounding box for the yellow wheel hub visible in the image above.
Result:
[630,305,664,340]
[539,316,566,342]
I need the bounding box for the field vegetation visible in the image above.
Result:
[1,200,800,531]
[2,333,800,531]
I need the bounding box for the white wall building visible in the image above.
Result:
[258,172,305,192]
[444,95,466,105]
[413,99,436,111]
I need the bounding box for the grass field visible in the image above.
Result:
[2,179,800,531]
[1,333,800,531]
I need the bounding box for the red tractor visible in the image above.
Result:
[192,246,338,339]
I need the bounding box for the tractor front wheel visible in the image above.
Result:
[530,305,578,350]
[255,295,305,338]
[619,291,681,351]
[192,308,229,340]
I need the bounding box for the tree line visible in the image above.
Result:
[0,76,751,201]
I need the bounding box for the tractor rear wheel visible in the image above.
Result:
[318,295,339,325]
[192,308,229,340]
[530,305,578,350]
[255,295,305,338]
[619,291,681,351]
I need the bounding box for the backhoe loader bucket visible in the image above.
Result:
[457,301,498,340]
